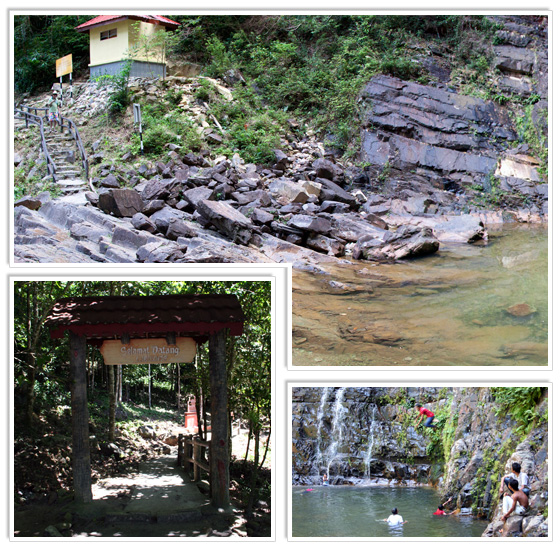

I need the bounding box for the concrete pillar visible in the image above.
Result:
[69,331,92,503]
[208,329,230,508]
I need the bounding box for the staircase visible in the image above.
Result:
[45,126,89,200]
[15,106,90,201]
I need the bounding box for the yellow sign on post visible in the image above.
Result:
[100,337,197,365]
[56,54,73,77]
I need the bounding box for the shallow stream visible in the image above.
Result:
[292,224,548,366]
[291,485,488,538]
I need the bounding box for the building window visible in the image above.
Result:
[100,28,117,41]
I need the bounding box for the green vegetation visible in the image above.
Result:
[14,15,92,93]
[95,60,133,115]
[491,386,546,435]
[514,104,548,179]
[14,14,508,158]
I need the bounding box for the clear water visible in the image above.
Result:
[291,485,488,538]
[292,224,548,366]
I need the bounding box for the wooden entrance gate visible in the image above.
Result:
[46,294,244,508]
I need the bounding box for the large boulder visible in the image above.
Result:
[354,225,439,261]
[430,215,487,243]
[98,188,145,218]
[268,179,311,204]
[197,200,254,245]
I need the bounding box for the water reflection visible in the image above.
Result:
[291,486,488,538]
[293,225,548,366]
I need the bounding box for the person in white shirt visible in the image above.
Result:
[384,508,407,526]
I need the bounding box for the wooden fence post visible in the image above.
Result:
[208,329,230,508]
[69,331,92,503]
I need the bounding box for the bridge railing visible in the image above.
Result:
[14,107,57,183]
[177,434,210,482]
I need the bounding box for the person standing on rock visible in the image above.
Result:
[414,403,436,429]
[48,91,61,132]
[501,479,528,522]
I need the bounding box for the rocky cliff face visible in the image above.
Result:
[292,387,441,485]
[292,386,548,537]
[359,15,548,223]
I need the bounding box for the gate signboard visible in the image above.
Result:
[100,337,196,365]
[56,54,73,77]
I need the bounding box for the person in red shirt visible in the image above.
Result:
[415,404,436,428]
[433,497,453,515]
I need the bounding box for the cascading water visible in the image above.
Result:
[312,387,330,476]
[325,387,346,478]
[364,404,380,480]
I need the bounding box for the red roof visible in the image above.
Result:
[76,15,180,32]
[46,294,244,343]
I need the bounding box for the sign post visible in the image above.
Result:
[100,337,196,365]
[56,54,73,103]
[133,103,143,155]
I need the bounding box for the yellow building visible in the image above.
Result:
[76,15,180,78]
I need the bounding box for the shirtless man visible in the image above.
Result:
[501,479,529,522]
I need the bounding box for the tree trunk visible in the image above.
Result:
[69,331,92,503]
[148,364,152,409]
[116,365,122,403]
[208,329,230,509]
[244,422,253,465]
[177,364,181,410]
[259,428,271,470]
[246,424,260,516]
[108,364,115,442]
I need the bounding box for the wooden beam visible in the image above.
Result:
[69,331,92,503]
[208,329,230,508]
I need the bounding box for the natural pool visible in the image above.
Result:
[291,485,488,538]
[292,224,548,366]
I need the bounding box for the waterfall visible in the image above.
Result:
[325,387,346,478]
[313,387,330,475]
[364,404,380,480]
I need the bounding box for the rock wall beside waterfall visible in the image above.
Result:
[292,386,441,485]
[439,387,548,537]
[292,386,548,537]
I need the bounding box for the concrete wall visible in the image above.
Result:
[90,60,166,79]
[89,19,166,69]
[89,19,130,67]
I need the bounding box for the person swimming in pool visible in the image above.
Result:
[384,508,408,526]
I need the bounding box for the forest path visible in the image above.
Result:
[15,454,247,538]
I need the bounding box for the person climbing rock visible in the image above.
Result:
[384,508,407,526]
[48,90,62,132]
[501,479,529,522]
[414,403,436,429]
[433,496,453,515]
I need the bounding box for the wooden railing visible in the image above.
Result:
[60,115,89,181]
[177,434,210,482]
[14,107,57,182]
[15,105,89,181]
